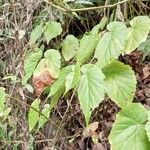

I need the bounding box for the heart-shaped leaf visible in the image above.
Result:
[94,22,127,68]
[62,35,79,61]
[102,61,136,108]
[22,49,42,85]
[124,16,150,53]
[44,21,62,43]
[109,103,150,150]
[77,64,105,125]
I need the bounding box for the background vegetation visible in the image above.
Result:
[0,0,150,149]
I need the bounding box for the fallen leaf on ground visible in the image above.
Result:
[83,122,99,143]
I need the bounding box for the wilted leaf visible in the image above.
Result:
[32,59,55,97]
[83,122,99,143]
[83,122,99,137]
[32,50,61,97]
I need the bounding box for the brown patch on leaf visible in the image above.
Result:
[32,70,55,97]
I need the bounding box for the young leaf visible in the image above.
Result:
[109,103,150,150]
[62,35,79,61]
[29,24,43,45]
[124,16,150,53]
[77,64,105,125]
[28,99,40,132]
[44,49,61,78]
[22,49,42,85]
[94,21,127,68]
[44,21,62,43]
[102,61,136,108]
[38,104,50,129]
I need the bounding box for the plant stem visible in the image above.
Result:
[44,0,130,12]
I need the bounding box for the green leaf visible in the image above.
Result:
[94,21,127,68]
[28,99,40,132]
[33,49,61,84]
[44,49,61,78]
[50,65,73,96]
[64,64,80,94]
[44,21,62,43]
[62,35,79,61]
[65,71,74,94]
[0,87,6,112]
[102,61,136,108]
[22,49,42,85]
[49,87,64,110]
[29,24,43,45]
[72,62,81,86]
[109,103,150,150]
[76,28,100,64]
[124,16,150,53]
[38,104,50,129]
[77,64,105,125]
[145,111,150,141]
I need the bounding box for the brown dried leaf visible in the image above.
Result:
[32,71,54,97]
[143,63,150,80]
[32,59,55,97]
[83,122,99,138]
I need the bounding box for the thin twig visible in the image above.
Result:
[44,0,130,12]
[138,0,150,10]
[7,96,64,135]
